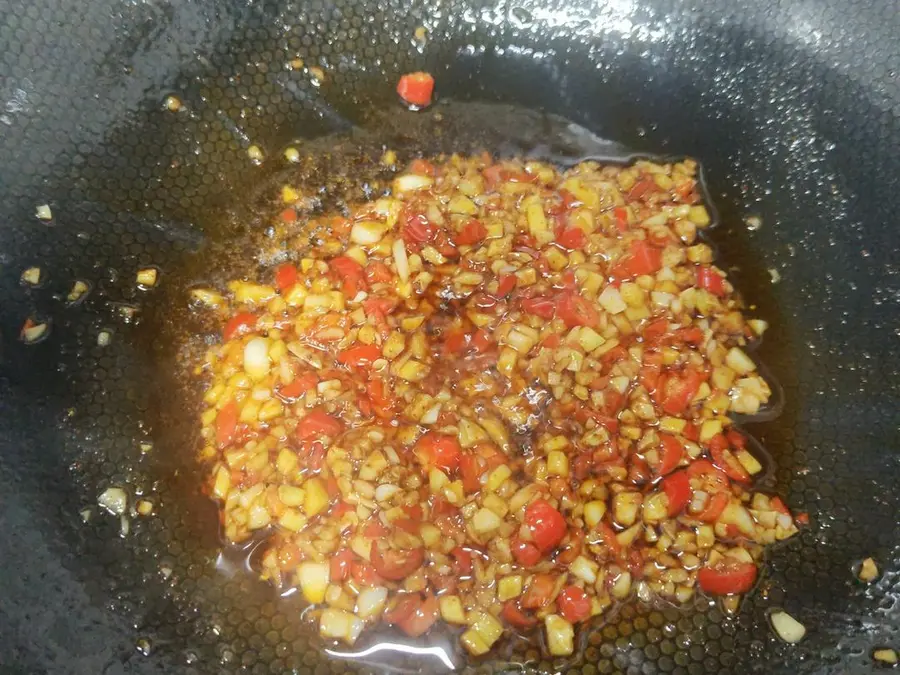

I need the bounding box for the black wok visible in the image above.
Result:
[0,0,898,673]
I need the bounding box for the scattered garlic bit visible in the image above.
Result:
[858,557,879,582]
[745,215,762,231]
[116,304,139,322]
[381,149,397,167]
[283,146,300,163]
[289,57,304,70]
[139,442,154,454]
[67,280,90,303]
[35,204,52,220]
[136,267,159,288]
[355,586,388,619]
[136,500,154,516]
[79,508,92,523]
[97,330,112,347]
[748,319,768,337]
[414,26,428,44]
[20,319,49,344]
[164,95,181,112]
[768,267,781,284]
[308,66,325,85]
[393,173,433,193]
[120,515,131,537]
[190,287,225,308]
[247,145,264,163]
[21,267,42,285]
[769,610,806,644]
[319,608,364,645]
[282,185,301,204]
[545,614,575,656]
[98,487,128,516]
[243,337,271,380]
[297,561,330,604]
[873,648,898,665]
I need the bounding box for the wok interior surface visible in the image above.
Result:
[1,0,898,673]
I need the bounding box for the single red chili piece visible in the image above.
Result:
[274,263,299,291]
[450,546,474,576]
[325,475,340,497]
[396,72,435,108]
[642,318,670,344]
[511,537,543,567]
[336,343,382,368]
[556,226,587,250]
[415,432,462,473]
[459,452,484,493]
[280,208,297,222]
[687,459,730,488]
[541,334,562,349]
[697,559,758,595]
[223,312,258,341]
[350,561,381,587]
[521,573,557,609]
[557,586,592,623]
[524,499,567,553]
[596,522,622,556]
[660,369,703,415]
[366,379,396,419]
[383,594,419,625]
[277,371,319,400]
[496,273,517,297]
[501,601,538,628]
[392,518,421,535]
[408,158,435,176]
[363,520,391,538]
[402,504,424,522]
[365,261,394,284]
[216,400,238,448]
[396,593,439,637]
[556,292,600,328]
[610,239,663,279]
[329,255,368,297]
[363,296,398,318]
[521,296,556,319]
[676,326,704,344]
[402,209,436,245]
[295,408,343,441]
[613,206,629,231]
[469,329,492,353]
[696,265,727,296]
[657,433,684,476]
[443,330,470,355]
[455,219,487,246]
[371,545,425,581]
[683,422,700,442]
[627,177,658,201]
[695,491,730,522]
[330,501,354,519]
[769,496,791,516]
[709,435,752,483]
[662,470,691,516]
[330,548,354,582]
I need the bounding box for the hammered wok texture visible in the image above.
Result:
[0,0,898,673]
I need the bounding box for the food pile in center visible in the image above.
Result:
[194,154,799,657]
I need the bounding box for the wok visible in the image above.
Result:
[0,0,898,673]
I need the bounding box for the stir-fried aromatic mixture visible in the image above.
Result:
[194,154,799,657]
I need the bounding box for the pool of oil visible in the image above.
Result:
[137,99,798,672]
